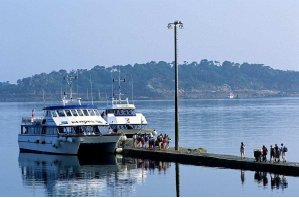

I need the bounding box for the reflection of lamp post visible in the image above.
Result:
[168,20,183,151]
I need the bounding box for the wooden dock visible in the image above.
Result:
[122,147,299,176]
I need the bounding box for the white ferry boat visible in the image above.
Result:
[228,92,239,99]
[101,70,154,138]
[228,92,235,99]
[18,96,120,155]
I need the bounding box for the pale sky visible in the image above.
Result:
[1,0,299,83]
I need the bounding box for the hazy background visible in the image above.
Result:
[1,0,298,83]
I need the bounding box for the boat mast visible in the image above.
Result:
[131,76,134,104]
[89,74,94,104]
[63,74,77,104]
[118,68,121,101]
[112,67,125,102]
[98,88,101,101]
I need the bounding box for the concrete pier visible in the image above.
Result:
[122,147,299,176]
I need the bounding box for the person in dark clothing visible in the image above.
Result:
[262,145,268,162]
[274,144,280,162]
[270,145,275,162]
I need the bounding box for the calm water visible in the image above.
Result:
[1,98,299,196]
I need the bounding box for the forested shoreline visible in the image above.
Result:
[1,59,299,102]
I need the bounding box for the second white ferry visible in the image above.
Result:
[101,70,154,138]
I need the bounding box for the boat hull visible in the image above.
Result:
[18,134,120,155]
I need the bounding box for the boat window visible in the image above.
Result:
[46,127,56,135]
[71,110,78,116]
[83,109,89,116]
[96,126,101,133]
[127,124,133,129]
[65,110,72,117]
[77,109,84,116]
[88,109,95,116]
[63,127,74,134]
[51,111,58,117]
[21,126,28,134]
[57,110,65,117]
[27,126,42,134]
[94,109,100,116]
[107,109,114,114]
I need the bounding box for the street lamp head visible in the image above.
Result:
[168,21,183,29]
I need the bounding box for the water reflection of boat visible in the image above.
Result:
[18,152,171,196]
[18,152,119,196]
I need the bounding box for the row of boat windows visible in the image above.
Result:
[110,124,144,130]
[106,109,136,116]
[46,109,101,118]
[21,125,102,135]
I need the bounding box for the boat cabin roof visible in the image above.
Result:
[44,104,97,111]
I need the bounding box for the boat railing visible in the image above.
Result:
[22,116,44,124]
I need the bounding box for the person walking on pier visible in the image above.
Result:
[141,135,145,148]
[240,142,245,159]
[262,145,268,162]
[280,143,284,161]
[274,144,280,162]
[281,143,287,162]
[270,145,275,161]
[132,133,137,148]
[144,134,149,149]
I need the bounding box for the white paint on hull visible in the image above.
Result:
[18,134,120,155]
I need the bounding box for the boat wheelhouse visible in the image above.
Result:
[101,69,153,138]
[18,97,120,155]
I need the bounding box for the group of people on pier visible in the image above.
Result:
[269,144,288,162]
[240,142,288,163]
[132,132,171,150]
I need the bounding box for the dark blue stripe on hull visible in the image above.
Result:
[20,143,116,156]
[78,143,116,156]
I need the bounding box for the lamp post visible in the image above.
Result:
[168,20,183,151]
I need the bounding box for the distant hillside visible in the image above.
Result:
[1,60,299,101]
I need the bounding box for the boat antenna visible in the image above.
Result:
[113,66,125,101]
[42,89,45,105]
[131,75,134,104]
[111,71,114,100]
[64,74,77,100]
[118,68,122,101]
[98,88,101,101]
[76,69,79,98]
[89,73,94,104]
[86,88,89,101]
[105,88,108,107]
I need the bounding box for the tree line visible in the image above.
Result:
[1,60,299,101]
